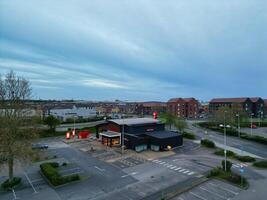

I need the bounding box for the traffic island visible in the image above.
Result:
[207,160,249,189]
[40,162,82,188]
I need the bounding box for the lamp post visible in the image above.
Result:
[121,115,125,155]
[250,113,254,136]
[236,113,240,138]
[220,111,231,172]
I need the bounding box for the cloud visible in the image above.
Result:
[0,0,266,100]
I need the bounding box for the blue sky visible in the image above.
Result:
[0,0,266,101]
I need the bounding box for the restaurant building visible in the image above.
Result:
[96,118,183,152]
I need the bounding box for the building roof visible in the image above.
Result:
[250,97,263,103]
[100,131,121,138]
[264,99,267,105]
[109,118,160,125]
[210,98,250,103]
[141,102,167,107]
[168,97,197,103]
[145,131,181,139]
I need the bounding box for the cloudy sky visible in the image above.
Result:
[0,0,266,101]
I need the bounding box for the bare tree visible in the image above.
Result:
[0,70,38,182]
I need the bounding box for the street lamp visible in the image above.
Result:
[250,113,254,136]
[121,115,125,155]
[219,111,231,172]
[236,113,241,138]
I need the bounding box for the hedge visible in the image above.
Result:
[182,132,196,140]
[201,139,216,148]
[253,161,267,168]
[235,155,256,162]
[1,177,21,190]
[214,149,235,157]
[40,162,80,186]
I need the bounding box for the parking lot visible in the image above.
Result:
[173,179,242,200]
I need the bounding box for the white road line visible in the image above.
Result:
[179,169,186,172]
[24,172,38,194]
[152,160,159,162]
[94,166,105,172]
[170,166,177,169]
[200,186,227,199]
[121,172,138,178]
[183,170,190,174]
[12,188,18,199]
[208,182,239,195]
[174,167,181,171]
[190,192,207,200]
[172,159,179,162]
[188,172,195,175]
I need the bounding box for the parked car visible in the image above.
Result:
[31,143,48,149]
[251,124,257,129]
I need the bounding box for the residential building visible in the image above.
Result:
[209,97,265,117]
[167,98,199,118]
[135,102,167,116]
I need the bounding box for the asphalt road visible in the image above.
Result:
[187,121,267,159]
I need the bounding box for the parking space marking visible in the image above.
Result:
[24,172,38,194]
[190,192,207,200]
[121,172,138,178]
[208,182,239,195]
[200,186,227,200]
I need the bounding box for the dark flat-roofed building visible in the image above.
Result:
[96,117,183,152]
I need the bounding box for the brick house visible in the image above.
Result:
[136,102,167,116]
[167,98,199,118]
[209,97,265,117]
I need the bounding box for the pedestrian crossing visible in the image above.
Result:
[152,159,196,176]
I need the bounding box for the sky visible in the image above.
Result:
[0,0,266,101]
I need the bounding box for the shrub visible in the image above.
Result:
[201,139,216,148]
[234,155,256,162]
[183,132,196,140]
[40,162,80,186]
[214,149,235,157]
[253,161,267,168]
[207,167,221,178]
[62,162,67,166]
[222,160,232,172]
[1,177,21,190]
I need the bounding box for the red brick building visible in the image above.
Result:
[135,102,167,116]
[167,98,199,118]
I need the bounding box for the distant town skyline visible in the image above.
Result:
[0,0,266,101]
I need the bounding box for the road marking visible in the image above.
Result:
[170,166,177,169]
[208,182,239,195]
[183,170,190,174]
[179,169,186,172]
[174,167,181,171]
[178,197,184,200]
[24,172,38,194]
[190,192,207,200]
[152,160,159,163]
[188,172,195,175]
[200,186,227,199]
[172,159,179,162]
[121,172,138,178]
[94,166,105,172]
[12,188,19,199]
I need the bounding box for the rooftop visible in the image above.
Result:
[100,131,121,137]
[210,98,250,103]
[109,117,160,125]
[145,131,181,139]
